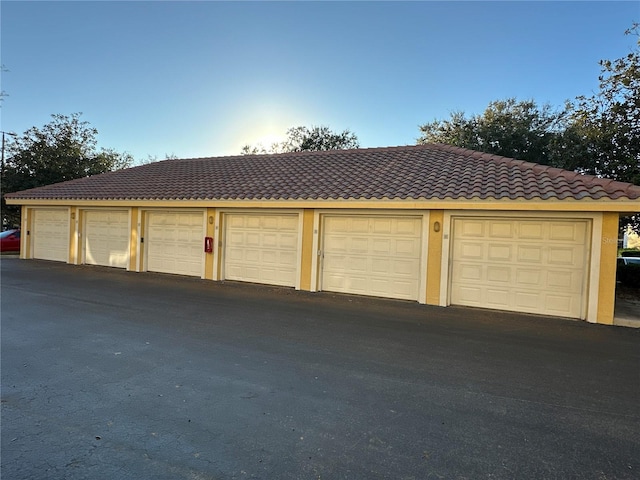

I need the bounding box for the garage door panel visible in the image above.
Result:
[546,294,575,315]
[459,242,483,259]
[33,209,70,262]
[346,256,368,272]
[370,278,388,292]
[459,285,482,304]
[487,289,510,308]
[487,266,511,283]
[518,245,543,263]
[371,258,390,274]
[513,291,540,310]
[490,222,514,238]
[324,236,347,252]
[397,219,422,235]
[323,255,345,271]
[372,218,392,234]
[322,216,423,301]
[246,249,260,262]
[455,263,483,282]
[393,259,419,276]
[372,238,392,254]
[345,238,367,253]
[346,276,368,294]
[279,250,297,267]
[396,239,420,255]
[547,270,583,292]
[245,232,260,246]
[147,212,204,277]
[391,280,418,299]
[224,214,299,287]
[351,218,369,233]
[324,273,346,290]
[261,268,278,283]
[262,233,278,248]
[279,217,298,231]
[84,210,129,269]
[548,247,580,266]
[549,222,583,241]
[279,233,298,249]
[451,218,589,319]
[515,268,542,287]
[460,221,484,237]
[520,223,544,239]
[488,244,513,261]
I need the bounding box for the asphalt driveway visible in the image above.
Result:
[1,259,639,480]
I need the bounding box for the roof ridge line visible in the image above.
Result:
[173,144,433,163]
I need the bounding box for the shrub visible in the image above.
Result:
[619,248,640,257]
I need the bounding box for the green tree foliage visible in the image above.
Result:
[561,24,640,186]
[417,25,640,233]
[417,99,566,166]
[1,113,132,227]
[418,26,639,186]
[242,125,359,154]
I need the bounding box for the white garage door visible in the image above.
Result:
[146,211,204,277]
[321,216,423,301]
[450,218,590,318]
[84,210,130,269]
[224,214,299,287]
[32,209,69,262]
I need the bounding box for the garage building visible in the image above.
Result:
[5,144,639,325]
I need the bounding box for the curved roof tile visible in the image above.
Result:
[5,143,640,202]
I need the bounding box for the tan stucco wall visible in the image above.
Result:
[299,209,315,291]
[426,210,444,305]
[128,208,139,271]
[8,197,640,213]
[597,213,620,325]
[17,202,634,326]
[70,207,79,264]
[204,208,216,280]
[20,205,30,259]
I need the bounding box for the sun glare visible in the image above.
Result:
[255,132,287,148]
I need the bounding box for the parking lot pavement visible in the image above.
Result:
[2,259,639,480]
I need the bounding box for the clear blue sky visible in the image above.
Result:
[2,1,638,162]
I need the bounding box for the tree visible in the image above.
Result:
[242,125,359,154]
[561,24,640,186]
[417,25,640,233]
[1,113,133,227]
[417,98,566,166]
[554,25,640,233]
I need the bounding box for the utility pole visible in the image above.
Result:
[1,130,17,181]
[1,131,17,230]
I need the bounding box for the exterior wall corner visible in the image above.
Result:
[595,213,619,325]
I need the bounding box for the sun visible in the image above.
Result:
[255,131,287,148]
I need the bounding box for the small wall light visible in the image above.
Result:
[71,212,76,220]
[433,221,441,232]
[208,216,214,224]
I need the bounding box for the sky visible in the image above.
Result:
[1,1,638,163]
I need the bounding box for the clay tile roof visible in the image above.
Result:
[5,143,640,202]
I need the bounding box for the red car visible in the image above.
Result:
[0,229,20,253]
